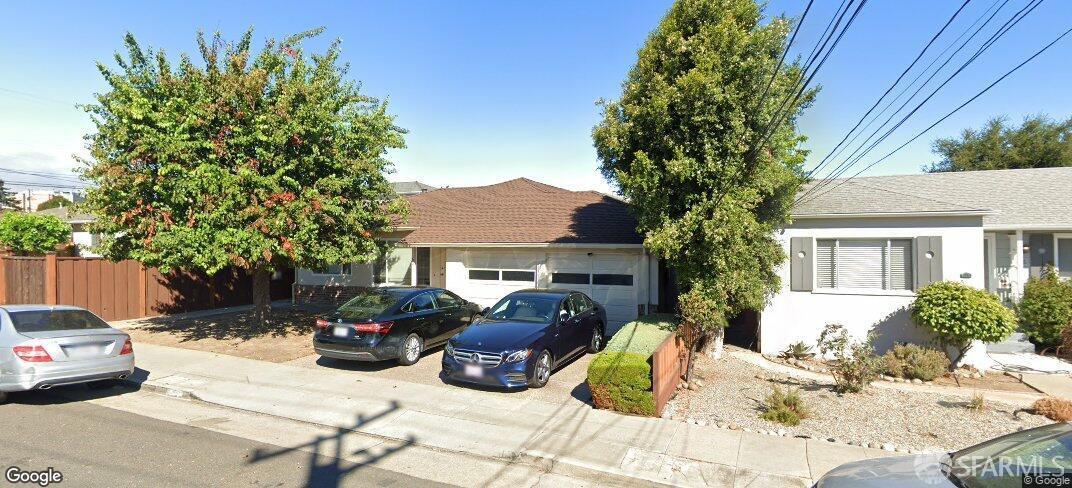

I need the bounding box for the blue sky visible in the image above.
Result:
[0,0,1069,194]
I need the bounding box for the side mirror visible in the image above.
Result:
[481,307,491,316]
[558,309,570,323]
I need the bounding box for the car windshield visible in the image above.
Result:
[8,309,111,333]
[947,423,1072,487]
[484,296,559,324]
[336,290,406,320]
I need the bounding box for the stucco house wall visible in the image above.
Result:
[762,215,989,366]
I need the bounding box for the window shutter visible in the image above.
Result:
[816,239,836,288]
[889,239,913,290]
[838,240,886,289]
[790,237,813,291]
[914,236,943,288]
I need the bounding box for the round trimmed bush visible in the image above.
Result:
[911,281,1016,364]
[1018,272,1072,347]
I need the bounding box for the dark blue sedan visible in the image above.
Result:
[441,289,607,389]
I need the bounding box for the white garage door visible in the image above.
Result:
[457,250,541,308]
[546,253,638,332]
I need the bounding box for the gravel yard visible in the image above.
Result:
[667,350,1051,452]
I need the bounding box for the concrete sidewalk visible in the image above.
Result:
[127,343,891,487]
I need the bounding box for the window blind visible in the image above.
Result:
[816,240,836,288]
[888,239,913,290]
[838,240,886,289]
[814,238,913,291]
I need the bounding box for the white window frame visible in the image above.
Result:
[813,237,915,296]
[1055,234,1072,281]
[467,268,538,286]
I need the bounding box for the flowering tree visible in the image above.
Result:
[80,29,406,326]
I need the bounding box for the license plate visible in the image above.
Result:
[333,326,349,338]
[464,364,483,378]
[65,344,102,358]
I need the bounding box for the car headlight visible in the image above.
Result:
[445,342,455,356]
[504,349,531,363]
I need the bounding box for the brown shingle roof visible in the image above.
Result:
[401,178,643,245]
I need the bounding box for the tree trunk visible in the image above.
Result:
[251,266,272,329]
[704,327,725,359]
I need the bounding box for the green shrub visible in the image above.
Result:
[912,281,1017,365]
[0,212,71,255]
[759,386,809,426]
[881,344,949,381]
[602,314,675,355]
[817,323,881,393]
[587,315,677,417]
[1018,268,1072,347]
[587,352,655,416]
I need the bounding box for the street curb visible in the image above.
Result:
[121,378,201,401]
[126,378,674,487]
[519,449,678,487]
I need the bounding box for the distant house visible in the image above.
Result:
[391,181,437,195]
[35,206,101,257]
[764,167,1072,367]
[293,178,662,334]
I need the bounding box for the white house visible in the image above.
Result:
[763,167,1072,366]
[293,178,662,335]
[35,206,102,257]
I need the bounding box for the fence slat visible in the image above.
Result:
[0,257,292,321]
[651,333,689,417]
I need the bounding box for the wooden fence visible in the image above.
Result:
[0,254,293,321]
[651,332,690,417]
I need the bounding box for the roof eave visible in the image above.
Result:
[791,210,991,219]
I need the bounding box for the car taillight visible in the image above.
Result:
[120,339,134,355]
[353,321,394,335]
[315,318,330,330]
[13,345,52,362]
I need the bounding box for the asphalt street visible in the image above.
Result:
[0,387,449,488]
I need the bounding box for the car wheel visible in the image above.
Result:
[397,334,423,366]
[529,350,552,388]
[587,326,604,354]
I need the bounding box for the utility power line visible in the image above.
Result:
[799,0,1047,203]
[804,0,974,179]
[801,22,1071,205]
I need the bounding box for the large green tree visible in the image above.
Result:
[925,115,1072,172]
[593,0,814,358]
[36,195,72,211]
[80,29,406,325]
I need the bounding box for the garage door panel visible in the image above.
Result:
[547,252,638,333]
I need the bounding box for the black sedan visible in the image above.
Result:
[314,287,482,366]
[442,289,607,388]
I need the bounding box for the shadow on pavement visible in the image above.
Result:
[314,345,445,373]
[7,377,143,406]
[247,400,415,488]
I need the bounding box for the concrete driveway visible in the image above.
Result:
[285,345,595,406]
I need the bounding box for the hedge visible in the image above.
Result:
[587,314,676,416]
[1019,272,1072,347]
[602,314,675,354]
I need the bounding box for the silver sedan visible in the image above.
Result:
[816,422,1072,487]
[0,305,135,403]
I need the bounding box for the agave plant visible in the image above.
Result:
[781,341,815,360]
